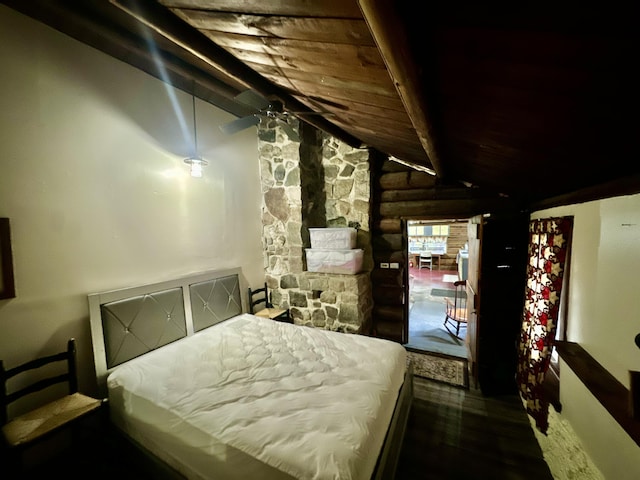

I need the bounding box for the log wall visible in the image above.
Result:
[369,155,516,343]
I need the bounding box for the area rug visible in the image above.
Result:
[406,349,468,388]
[430,288,466,298]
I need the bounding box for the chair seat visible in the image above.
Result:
[248,283,290,323]
[2,392,103,447]
[446,298,468,323]
[254,307,289,320]
[446,308,468,323]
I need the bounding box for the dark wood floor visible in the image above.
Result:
[17,375,553,480]
[396,376,553,480]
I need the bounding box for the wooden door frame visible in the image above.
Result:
[466,215,483,389]
[401,219,409,344]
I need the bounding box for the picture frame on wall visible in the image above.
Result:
[0,217,16,299]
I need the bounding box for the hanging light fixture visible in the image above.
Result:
[184,94,208,177]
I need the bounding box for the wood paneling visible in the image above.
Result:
[6,0,640,208]
[439,222,467,270]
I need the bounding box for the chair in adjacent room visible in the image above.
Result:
[248,283,291,323]
[419,251,433,270]
[0,338,106,473]
[444,280,468,338]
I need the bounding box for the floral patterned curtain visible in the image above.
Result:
[517,216,573,433]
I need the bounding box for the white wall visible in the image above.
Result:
[0,6,265,395]
[532,193,640,479]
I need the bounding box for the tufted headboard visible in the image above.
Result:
[88,268,245,395]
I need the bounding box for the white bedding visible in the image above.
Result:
[107,314,407,480]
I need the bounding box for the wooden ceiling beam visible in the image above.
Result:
[530,174,640,211]
[358,0,447,179]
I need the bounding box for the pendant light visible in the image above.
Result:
[183,93,208,177]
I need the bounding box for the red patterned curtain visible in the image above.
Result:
[517,216,573,433]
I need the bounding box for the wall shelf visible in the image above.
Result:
[555,341,640,447]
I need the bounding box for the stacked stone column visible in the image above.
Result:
[257,117,372,333]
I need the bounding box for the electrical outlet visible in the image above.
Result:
[380,262,389,269]
[390,262,399,269]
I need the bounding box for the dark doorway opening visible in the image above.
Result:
[406,219,469,359]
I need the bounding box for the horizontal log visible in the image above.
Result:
[372,288,406,342]
[372,285,404,305]
[372,304,405,318]
[373,218,403,233]
[382,188,436,202]
[379,171,437,190]
[372,250,405,264]
[371,315,405,343]
[372,233,403,251]
[372,306,404,323]
[379,197,511,217]
[371,268,404,286]
[380,186,500,202]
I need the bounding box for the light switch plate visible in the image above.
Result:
[380,262,389,268]
[390,262,400,269]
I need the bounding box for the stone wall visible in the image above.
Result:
[257,117,373,333]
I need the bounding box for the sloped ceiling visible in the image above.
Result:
[4,0,639,210]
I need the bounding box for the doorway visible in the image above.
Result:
[405,219,469,359]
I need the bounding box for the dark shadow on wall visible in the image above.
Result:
[299,122,327,269]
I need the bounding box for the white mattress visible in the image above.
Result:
[107,314,407,480]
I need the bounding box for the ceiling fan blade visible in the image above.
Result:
[276,119,300,142]
[233,89,271,111]
[219,115,260,135]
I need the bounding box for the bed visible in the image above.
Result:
[88,268,413,480]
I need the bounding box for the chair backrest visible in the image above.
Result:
[248,283,271,314]
[0,339,78,426]
[419,252,432,269]
[452,280,467,314]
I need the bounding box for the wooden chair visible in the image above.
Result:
[1,338,106,473]
[444,280,468,338]
[419,251,433,270]
[248,283,291,323]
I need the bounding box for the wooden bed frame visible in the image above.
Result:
[88,268,413,479]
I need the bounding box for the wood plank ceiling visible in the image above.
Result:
[4,0,639,209]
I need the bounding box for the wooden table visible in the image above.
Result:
[431,253,441,270]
